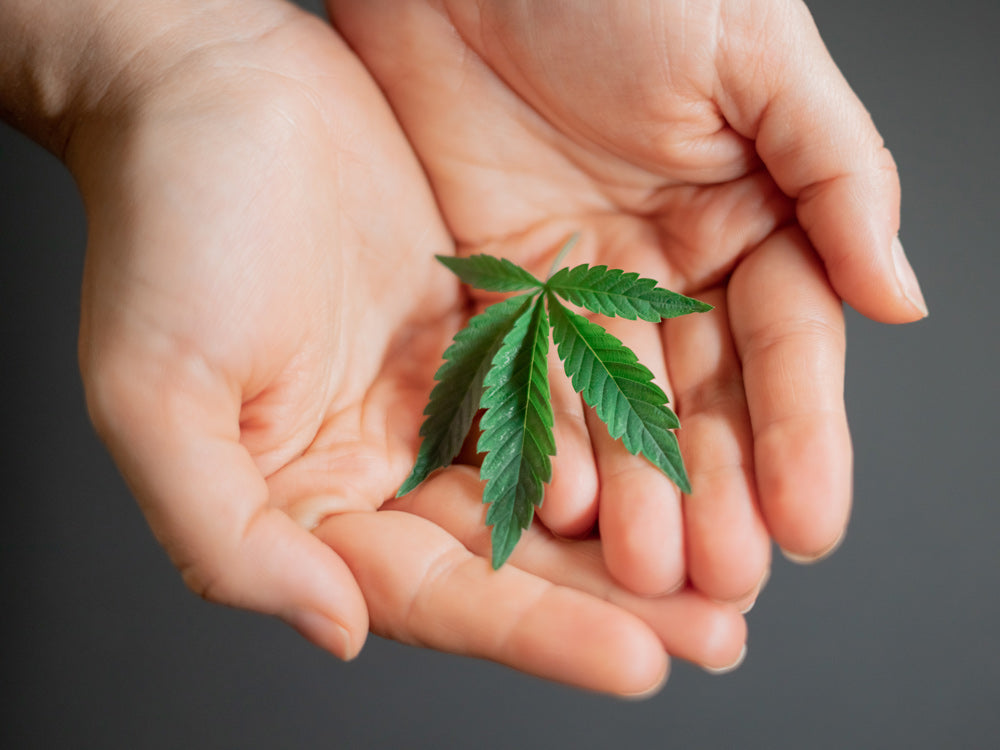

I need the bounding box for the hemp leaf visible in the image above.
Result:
[547,263,711,321]
[437,254,544,292]
[397,294,535,496]
[478,298,554,568]
[399,238,712,568]
[547,294,690,494]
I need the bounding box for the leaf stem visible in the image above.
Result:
[545,232,580,281]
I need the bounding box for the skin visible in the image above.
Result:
[1,0,925,696]
[326,0,927,600]
[2,0,747,696]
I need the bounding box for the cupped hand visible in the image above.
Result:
[70,3,744,694]
[326,0,928,602]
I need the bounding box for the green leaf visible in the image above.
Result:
[547,263,712,322]
[478,296,555,568]
[398,293,537,496]
[406,247,702,567]
[437,254,544,292]
[547,294,691,494]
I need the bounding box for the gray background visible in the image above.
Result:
[2,0,996,747]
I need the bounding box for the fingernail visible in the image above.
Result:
[286,610,355,661]
[703,644,747,675]
[739,567,771,614]
[780,528,845,565]
[619,660,670,700]
[891,236,928,318]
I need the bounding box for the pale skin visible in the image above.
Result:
[325,0,928,597]
[0,0,925,697]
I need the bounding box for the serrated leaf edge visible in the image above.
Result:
[548,263,713,321]
[436,254,544,292]
[477,296,554,568]
[397,293,538,496]
[547,293,691,494]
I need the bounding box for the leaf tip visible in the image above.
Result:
[395,476,419,498]
[491,541,515,569]
[673,464,693,495]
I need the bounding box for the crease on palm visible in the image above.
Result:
[263,304,463,525]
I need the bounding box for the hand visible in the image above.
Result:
[326,0,928,601]
[68,3,744,694]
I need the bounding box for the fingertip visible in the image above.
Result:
[689,518,771,606]
[795,163,916,324]
[501,583,670,696]
[595,610,671,697]
[690,607,747,676]
[735,566,771,614]
[600,488,687,597]
[780,525,846,565]
[539,373,599,538]
[755,415,852,562]
[890,236,929,320]
[702,643,747,676]
[618,588,748,671]
[803,189,927,324]
[682,463,772,602]
[617,657,670,701]
[187,503,371,656]
[285,608,367,661]
[539,433,599,538]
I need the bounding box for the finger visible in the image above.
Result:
[589,316,686,596]
[664,288,772,602]
[83,357,369,659]
[715,0,927,323]
[315,505,670,696]
[389,467,747,672]
[728,226,851,560]
[535,350,599,537]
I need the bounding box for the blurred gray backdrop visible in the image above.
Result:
[2,0,997,747]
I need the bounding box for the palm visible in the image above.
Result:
[77,8,452,526]
[75,8,744,694]
[331,0,769,259]
[329,0,861,600]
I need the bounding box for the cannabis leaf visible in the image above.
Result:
[478,298,554,568]
[397,294,535,495]
[437,254,544,292]
[400,237,712,567]
[547,294,691,494]
[548,263,712,321]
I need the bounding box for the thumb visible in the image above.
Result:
[715,0,927,323]
[84,353,369,659]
